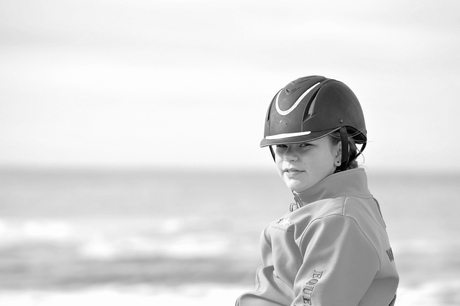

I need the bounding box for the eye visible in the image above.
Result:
[298,142,312,148]
[273,144,288,155]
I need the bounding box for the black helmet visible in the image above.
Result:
[260,75,367,170]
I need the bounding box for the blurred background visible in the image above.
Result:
[1,0,460,305]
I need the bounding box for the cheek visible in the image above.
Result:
[275,158,284,176]
[301,153,333,174]
[320,154,337,175]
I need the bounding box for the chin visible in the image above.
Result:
[284,180,310,193]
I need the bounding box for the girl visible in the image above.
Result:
[236,76,399,306]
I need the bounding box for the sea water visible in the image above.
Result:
[0,168,459,305]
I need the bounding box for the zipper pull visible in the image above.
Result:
[290,193,303,212]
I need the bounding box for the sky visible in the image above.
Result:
[1,0,459,173]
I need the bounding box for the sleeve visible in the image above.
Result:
[236,227,295,306]
[293,215,380,306]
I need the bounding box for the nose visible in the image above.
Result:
[282,145,299,162]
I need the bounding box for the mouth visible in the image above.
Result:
[283,168,305,174]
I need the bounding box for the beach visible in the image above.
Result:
[1,168,459,305]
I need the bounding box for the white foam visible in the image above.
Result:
[0,217,232,260]
[3,283,459,306]
[0,218,73,245]
[159,218,183,234]
[77,231,232,260]
[397,281,460,306]
[162,233,231,258]
[0,285,246,306]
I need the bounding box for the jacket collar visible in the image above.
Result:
[293,168,371,207]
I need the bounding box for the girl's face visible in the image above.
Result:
[274,136,340,193]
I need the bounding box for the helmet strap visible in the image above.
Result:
[269,127,356,170]
[354,141,366,160]
[269,146,276,162]
[338,127,349,171]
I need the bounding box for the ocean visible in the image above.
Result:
[0,167,459,305]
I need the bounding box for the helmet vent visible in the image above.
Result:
[303,90,319,121]
[276,83,320,116]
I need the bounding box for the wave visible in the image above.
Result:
[0,217,253,258]
[0,217,259,289]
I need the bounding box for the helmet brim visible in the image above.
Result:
[259,128,339,147]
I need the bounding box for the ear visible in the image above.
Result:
[333,140,342,159]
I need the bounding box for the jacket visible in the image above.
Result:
[236,168,399,306]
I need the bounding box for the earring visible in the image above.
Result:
[335,160,341,166]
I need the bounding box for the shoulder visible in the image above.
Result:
[300,196,382,238]
[289,197,347,242]
[292,196,377,240]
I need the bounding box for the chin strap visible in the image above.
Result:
[338,127,349,171]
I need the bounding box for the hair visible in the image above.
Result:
[329,130,363,172]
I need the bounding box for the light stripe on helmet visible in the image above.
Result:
[265,131,311,140]
[275,82,320,116]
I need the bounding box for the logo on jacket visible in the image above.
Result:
[272,217,294,233]
[302,270,324,305]
[276,217,293,227]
